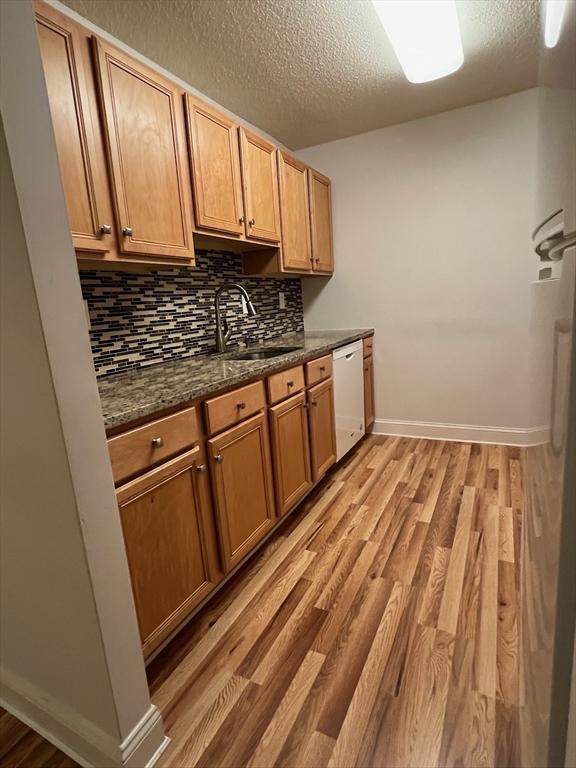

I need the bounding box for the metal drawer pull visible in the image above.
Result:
[99,224,112,235]
[122,227,133,237]
[319,366,326,372]
[151,437,164,448]
[287,380,294,387]
[196,463,207,474]
[311,401,318,407]
[214,453,224,463]
[237,401,246,409]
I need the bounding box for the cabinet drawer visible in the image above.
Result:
[108,406,199,485]
[363,336,374,358]
[306,354,332,387]
[267,365,305,405]
[205,380,266,436]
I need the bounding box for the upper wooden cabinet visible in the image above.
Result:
[117,445,220,656]
[278,152,312,272]
[239,128,281,243]
[35,4,335,272]
[93,39,195,261]
[308,168,334,274]
[185,95,244,237]
[208,411,276,572]
[35,2,115,254]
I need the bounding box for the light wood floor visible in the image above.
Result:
[1,435,523,768]
[0,708,76,768]
[149,434,523,768]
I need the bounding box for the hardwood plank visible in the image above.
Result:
[246,651,325,768]
[419,453,449,523]
[498,507,515,563]
[437,485,476,634]
[418,545,451,628]
[497,560,519,707]
[373,625,454,768]
[315,577,393,738]
[457,530,482,639]
[509,458,523,510]
[328,582,410,767]
[439,632,497,768]
[474,505,499,698]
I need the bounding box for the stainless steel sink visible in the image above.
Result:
[227,346,302,361]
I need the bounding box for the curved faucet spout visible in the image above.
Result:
[214,283,258,352]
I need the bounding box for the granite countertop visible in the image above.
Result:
[98,329,373,430]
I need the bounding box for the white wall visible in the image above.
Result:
[298,90,541,443]
[0,2,166,765]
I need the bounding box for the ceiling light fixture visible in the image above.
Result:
[544,0,568,47]
[371,0,464,84]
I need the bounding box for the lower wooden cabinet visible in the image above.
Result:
[308,378,337,481]
[208,411,276,571]
[364,355,375,430]
[269,391,312,516]
[116,444,221,657]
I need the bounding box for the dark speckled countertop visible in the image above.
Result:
[98,329,373,430]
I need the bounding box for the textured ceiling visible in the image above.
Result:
[59,0,541,149]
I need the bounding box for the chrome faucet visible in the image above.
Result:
[214,283,257,352]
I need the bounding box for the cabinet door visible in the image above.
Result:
[308,168,334,274]
[93,39,195,260]
[117,446,220,656]
[364,355,375,430]
[278,152,312,272]
[35,3,114,253]
[269,392,312,515]
[308,378,337,481]
[185,95,244,236]
[239,128,281,243]
[208,412,276,571]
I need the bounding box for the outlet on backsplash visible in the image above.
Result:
[80,250,304,378]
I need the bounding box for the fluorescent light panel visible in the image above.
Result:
[371,0,464,84]
[544,0,568,47]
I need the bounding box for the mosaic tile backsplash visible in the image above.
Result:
[80,251,304,378]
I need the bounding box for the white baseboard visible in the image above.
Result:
[0,668,168,767]
[372,419,550,447]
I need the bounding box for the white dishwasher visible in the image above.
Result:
[332,340,365,460]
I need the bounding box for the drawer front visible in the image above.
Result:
[267,365,305,405]
[108,406,199,485]
[363,336,374,358]
[205,380,266,435]
[306,354,332,387]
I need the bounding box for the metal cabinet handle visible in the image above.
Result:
[99,224,112,235]
[237,401,247,410]
[287,380,294,387]
[122,227,133,237]
[196,463,207,474]
[151,437,164,448]
[249,218,255,226]
[214,453,224,463]
[310,401,318,407]
[239,216,245,224]
[319,366,325,372]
